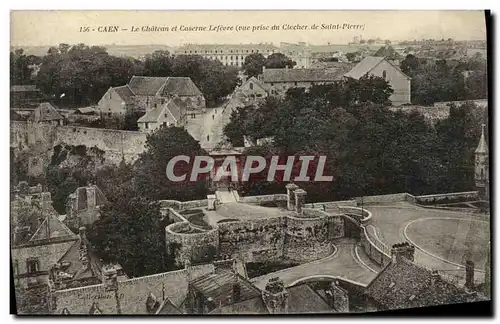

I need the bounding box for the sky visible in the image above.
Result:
[10,10,487,47]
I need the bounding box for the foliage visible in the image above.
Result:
[224,80,485,201]
[265,53,296,69]
[10,49,36,85]
[134,126,209,201]
[242,53,267,78]
[87,192,178,277]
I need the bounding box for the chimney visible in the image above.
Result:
[86,185,97,210]
[285,183,299,211]
[102,265,118,291]
[232,282,241,303]
[430,270,440,286]
[465,260,475,290]
[261,277,289,314]
[391,242,415,263]
[294,189,307,215]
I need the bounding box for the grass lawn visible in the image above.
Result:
[405,218,490,269]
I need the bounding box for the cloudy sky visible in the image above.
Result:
[11,10,487,47]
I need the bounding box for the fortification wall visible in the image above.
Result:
[10,121,147,166]
[355,193,410,205]
[283,213,334,262]
[217,216,285,262]
[304,200,357,208]
[415,191,479,204]
[165,222,219,266]
[360,227,391,267]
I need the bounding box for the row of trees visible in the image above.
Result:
[223,78,486,202]
[10,44,239,107]
[242,52,296,78]
[400,54,487,105]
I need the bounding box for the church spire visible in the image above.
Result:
[475,124,488,154]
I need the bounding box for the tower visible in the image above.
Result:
[474,124,489,200]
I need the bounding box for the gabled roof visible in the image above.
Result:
[344,56,385,79]
[112,85,135,105]
[29,102,64,122]
[29,215,76,242]
[128,76,169,96]
[56,234,103,281]
[262,67,349,83]
[161,77,203,96]
[365,258,471,310]
[154,298,184,314]
[137,99,182,123]
[241,76,267,92]
[76,107,97,115]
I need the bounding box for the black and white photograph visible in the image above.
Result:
[9,10,491,315]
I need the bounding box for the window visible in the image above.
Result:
[249,83,254,90]
[145,123,149,129]
[163,122,167,127]
[165,113,168,118]
[271,83,274,86]
[154,103,157,108]
[26,258,39,274]
[294,82,298,86]
[382,70,387,79]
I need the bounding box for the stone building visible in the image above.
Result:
[233,76,268,102]
[344,56,411,106]
[28,102,64,126]
[97,76,206,118]
[11,214,79,289]
[97,85,135,117]
[65,185,107,229]
[364,242,488,310]
[175,43,279,68]
[137,97,187,133]
[259,65,352,96]
[474,124,489,201]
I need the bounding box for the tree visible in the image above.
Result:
[143,50,173,76]
[10,49,32,85]
[134,126,209,201]
[87,192,178,277]
[242,53,267,78]
[400,54,420,76]
[265,53,296,69]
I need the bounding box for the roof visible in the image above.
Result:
[128,76,169,96]
[137,98,183,123]
[475,126,488,154]
[215,296,268,314]
[310,61,356,70]
[11,85,39,92]
[154,298,184,314]
[76,107,97,115]
[287,284,334,314]
[365,258,472,310]
[29,215,77,242]
[29,102,64,122]
[112,85,135,105]
[56,235,103,281]
[160,77,202,96]
[176,43,278,54]
[262,67,349,83]
[190,270,262,307]
[344,56,385,79]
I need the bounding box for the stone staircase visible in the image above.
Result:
[215,190,237,204]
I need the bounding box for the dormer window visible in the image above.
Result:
[382,70,387,79]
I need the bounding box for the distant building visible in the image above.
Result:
[279,42,312,68]
[28,102,64,126]
[97,76,206,119]
[344,56,411,106]
[175,43,279,68]
[233,76,268,102]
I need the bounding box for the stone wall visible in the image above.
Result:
[283,214,334,262]
[53,263,214,314]
[360,227,391,267]
[415,191,479,204]
[165,222,219,266]
[238,194,288,204]
[304,200,357,208]
[11,121,147,166]
[434,99,488,109]
[217,216,285,262]
[355,193,410,205]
